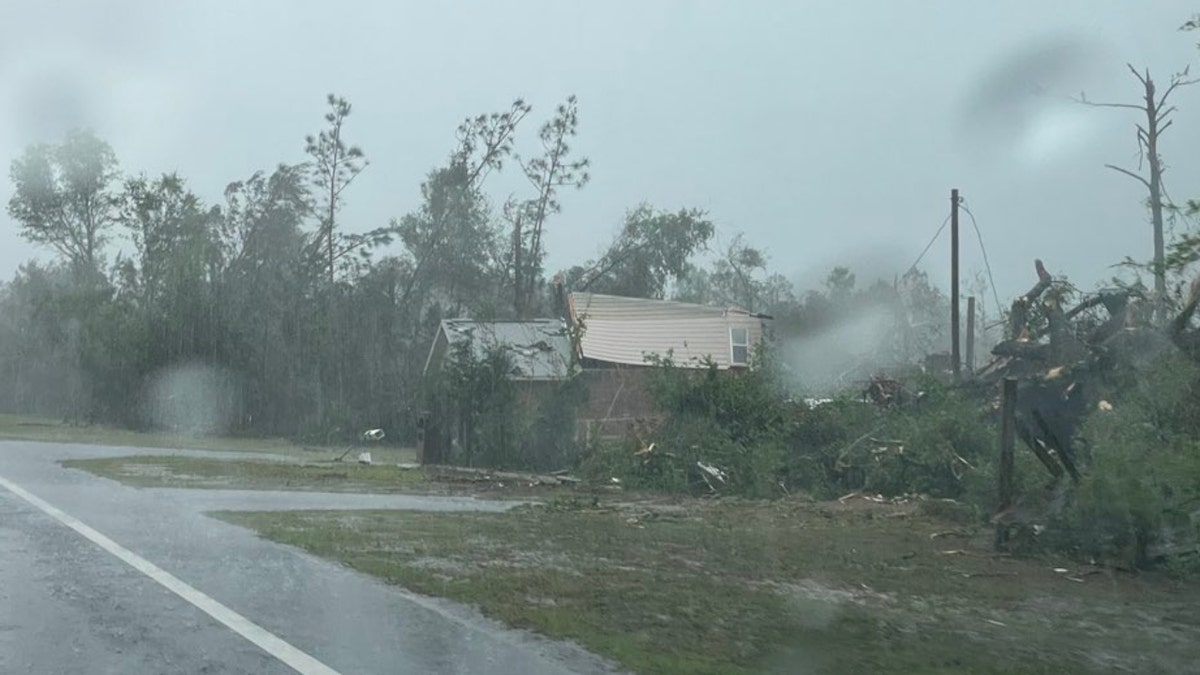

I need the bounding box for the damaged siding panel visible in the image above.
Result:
[579,315,765,369]
[570,291,732,320]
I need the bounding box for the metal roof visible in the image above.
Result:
[427,319,573,381]
[568,292,768,369]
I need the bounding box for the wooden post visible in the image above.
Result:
[966,296,976,375]
[951,189,961,382]
[995,377,1017,550]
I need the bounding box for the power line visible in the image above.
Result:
[905,214,952,277]
[958,202,1005,318]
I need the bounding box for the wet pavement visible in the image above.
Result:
[0,441,621,674]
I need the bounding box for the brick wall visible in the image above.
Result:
[576,367,658,439]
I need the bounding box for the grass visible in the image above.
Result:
[60,454,592,499]
[61,455,427,493]
[215,496,1200,675]
[0,413,417,463]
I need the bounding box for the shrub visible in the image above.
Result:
[781,376,1000,502]
[524,374,590,471]
[585,351,789,497]
[602,350,1002,501]
[1042,356,1200,571]
[430,339,585,471]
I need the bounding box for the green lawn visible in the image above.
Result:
[216,496,1200,675]
[61,455,427,493]
[0,413,416,463]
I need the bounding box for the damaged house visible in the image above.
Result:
[419,293,771,464]
[419,318,574,463]
[567,292,771,437]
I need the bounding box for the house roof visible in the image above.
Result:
[425,319,573,381]
[567,292,769,369]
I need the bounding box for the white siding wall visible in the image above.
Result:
[571,293,768,369]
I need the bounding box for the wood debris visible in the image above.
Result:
[422,464,583,486]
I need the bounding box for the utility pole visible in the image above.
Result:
[995,377,1017,551]
[950,189,961,382]
[966,296,976,376]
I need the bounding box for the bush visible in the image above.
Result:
[524,375,589,471]
[781,376,1000,502]
[1041,356,1200,571]
[580,351,788,497]
[596,351,1002,501]
[430,339,586,471]
[780,397,881,497]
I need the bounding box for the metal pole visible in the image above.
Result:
[951,189,961,382]
[966,296,976,376]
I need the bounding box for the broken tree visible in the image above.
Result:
[1078,65,1198,318]
[977,259,1200,481]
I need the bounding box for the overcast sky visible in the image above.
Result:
[2,1,1199,309]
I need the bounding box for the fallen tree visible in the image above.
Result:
[972,260,1200,567]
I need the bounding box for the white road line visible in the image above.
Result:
[0,473,341,675]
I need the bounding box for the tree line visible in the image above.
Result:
[0,94,949,442]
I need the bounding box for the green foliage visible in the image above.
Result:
[783,377,998,502]
[567,204,714,299]
[8,129,120,270]
[396,162,498,311]
[1043,355,1200,571]
[584,346,1005,504]
[525,374,590,470]
[674,233,775,312]
[633,351,787,497]
[436,340,522,468]
[431,339,585,471]
[305,94,367,273]
[508,95,590,317]
[779,397,881,496]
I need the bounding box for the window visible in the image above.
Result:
[730,327,749,366]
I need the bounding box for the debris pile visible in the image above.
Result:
[420,464,582,488]
[969,260,1200,482]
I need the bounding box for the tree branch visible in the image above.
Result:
[1075,97,1144,111]
[1104,164,1152,190]
[1064,295,1106,321]
[578,247,629,292]
[1126,62,1149,87]
[1169,275,1200,358]
[1157,79,1199,110]
[1155,106,1178,124]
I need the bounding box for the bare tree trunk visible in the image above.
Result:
[512,213,523,316]
[1145,76,1167,315]
[1079,65,1197,322]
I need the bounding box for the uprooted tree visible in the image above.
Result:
[977,258,1200,488]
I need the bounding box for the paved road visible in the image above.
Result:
[0,441,621,674]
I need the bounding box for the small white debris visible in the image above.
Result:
[1053,567,1069,574]
[696,461,728,483]
[357,452,373,465]
[610,477,622,484]
[362,428,386,441]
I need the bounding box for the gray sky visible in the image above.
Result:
[2,0,1199,308]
